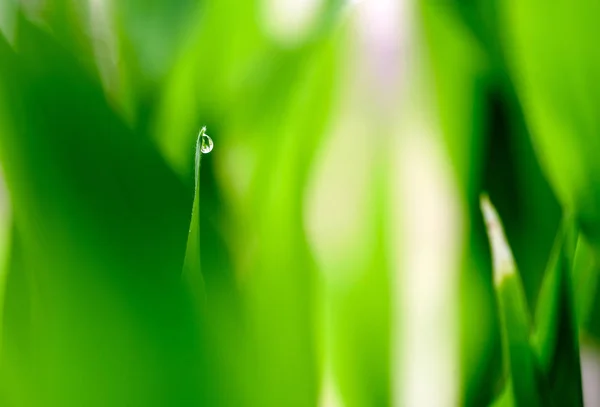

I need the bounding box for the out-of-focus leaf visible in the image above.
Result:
[531,218,584,407]
[0,0,17,41]
[107,0,205,126]
[500,0,600,247]
[241,36,340,407]
[482,88,561,308]
[581,280,600,341]
[481,195,541,407]
[420,5,502,405]
[500,0,600,343]
[147,3,345,405]
[111,0,199,84]
[489,380,514,407]
[151,0,347,177]
[328,169,390,407]
[0,19,208,406]
[532,218,575,367]
[421,2,565,402]
[167,19,342,407]
[420,3,488,199]
[15,0,98,76]
[151,0,267,176]
[571,236,600,335]
[182,130,206,304]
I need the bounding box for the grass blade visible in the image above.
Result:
[532,217,584,406]
[481,194,540,407]
[182,129,207,306]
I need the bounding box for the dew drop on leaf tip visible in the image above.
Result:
[199,126,213,154]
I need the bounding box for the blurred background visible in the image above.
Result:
[0,0,599,406]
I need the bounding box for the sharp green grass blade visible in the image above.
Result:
[182,129,207,305]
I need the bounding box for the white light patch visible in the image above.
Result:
[261,0,323,46]
[480,195,516,285]
[393,121,462,407]
[304,116,373,283]
[582,343,600,407]
[354,0,407,101]
[318,363,344,407]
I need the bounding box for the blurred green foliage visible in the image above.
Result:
[0,1,346,405]
[422,0,599,405]
[0,0,598,406]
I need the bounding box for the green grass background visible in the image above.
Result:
[0,0,599,406]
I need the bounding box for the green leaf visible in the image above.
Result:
[481,195,541,407]
[571,236,599,332]
[0,20,207,405]
[420,6,504,404]
[182,129,206,305]
[532,218,584,406]
[242,38,340,407]
[500,0,600,244]
[489,379,514,407]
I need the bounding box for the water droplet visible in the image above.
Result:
[199,126,213,154]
